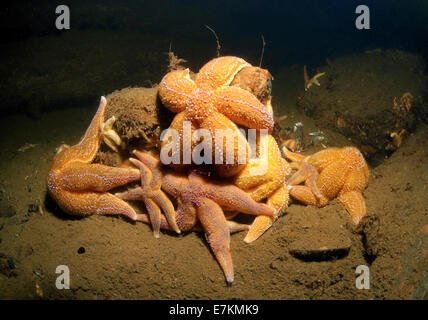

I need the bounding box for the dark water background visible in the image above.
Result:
[1,0,427,115]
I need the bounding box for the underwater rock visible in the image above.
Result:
[297,49,427,165]
[103,87,173,154]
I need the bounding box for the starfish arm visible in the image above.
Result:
[137,199,198,232]
[214,86,274,131]
[115,187,144,201]
[227,221,250,233]
[175,199,198,231]
[236,135,288,202]
[267,184,290,216]
[133,150,161,172]
[200,111,250,177]
[233,134,270,190]
[281,146,307,162]
[286,162,309,185]
[303,65,310,88]
[338,190,366,225]
[289,185,317,206]
[197,198,234,284]
[234,167,266,191]
[312,72,326,83]
[287,161,323,199]
[51,96,106,170]
[196,56,250,90]
[143,198,162,238]
[200,112,249,177]
[133,150,169,190]
[128,158,154,194]
[248,179,284,203]
[152,190,181,234]
[317,160,348,200]
[306,147,341,171]
[244,184,289,243]
[159,69,196,113]
[341,165,369,194]
[60,163,140,192]
[53,189,137,220]
[159,111,196,172]
[189,173,275,216]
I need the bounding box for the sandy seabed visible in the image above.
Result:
[0,53,427,300]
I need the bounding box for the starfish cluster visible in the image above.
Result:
[159,56,274,177]
[46,56,370,284]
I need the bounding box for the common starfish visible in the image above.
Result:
[304,65,325,91]
[119,151,275,284]
[159,56,274,177]
[283,145,369,224]
[115,150,181,237]
[234,134,291,243]
[46,97,142,220]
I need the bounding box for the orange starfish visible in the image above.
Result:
[234,134,291,242]
[121,151,275,284]
[46,97,142,220]
[283,146,369,224]
[159,56,274,177]
[115,150,181,237]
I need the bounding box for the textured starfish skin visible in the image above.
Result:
[115,150,181,237]
[159,56,274,177]
[284,146,369,224]
[234,134,291,243]
[46,97,141,220]
[125,151,275,283]
[287,161,323,200]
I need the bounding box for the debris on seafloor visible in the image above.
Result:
[281,139,298,152]
[167,50,188,72]
[101,116,122,152]
[17,143,37,152]
[297,50,426,164]
[388,129,408,149]
[308,131,327,148]
[292,122,305,149]
[393,92,414,113]
[35,278,43,298]
[303,65,326,91]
